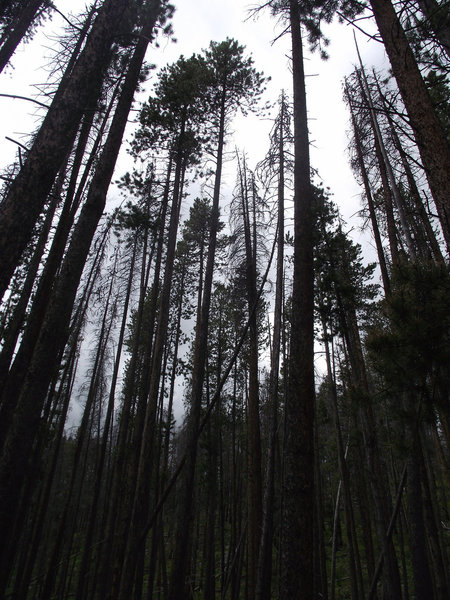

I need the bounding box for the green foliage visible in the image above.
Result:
[261,0,365,58]
[131,52,212,164]
[313,185,379,333]
[366,260,450,414]
[203,38,268,117]
[424,69,450,141]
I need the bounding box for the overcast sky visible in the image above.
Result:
[1,0,390,231]
[1,1,392,424]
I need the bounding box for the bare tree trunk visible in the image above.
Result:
[356,61,417,258]
[0,0,50,72]
[119,146,186,600]
[369,0,450,247]
[322,322,362,600]
[168,83,228,600]
[375,76,445,263]
[0,0,133,298]
[281,2,315,598]
[345,82,391,295]
[0,6,161,587]
[41,247,116,600]
[256,92,286,600]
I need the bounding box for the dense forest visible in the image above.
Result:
[0,1,449,599]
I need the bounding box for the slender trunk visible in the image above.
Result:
[369,0,450,246]
[98,200,160,600]
[75,242,136,600]
[41,254,117,600]
[344,309,402,600]
[256,93,286,600]
[13,312,83,600]
[0,179,58,385]
[0,7,160,585]
[0,0,49,73]
[0,0,134,298]
[238,160,262,600]
[168,83,227,600]
[345,83,391,294]
[356,64,416,258]
[281,3,315,598]
[375,78,445,263]
[0,60,120,429]
[119,146,186,600]
[322,323,361,600]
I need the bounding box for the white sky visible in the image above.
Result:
[0,0,391,425]
[1,0,389,229]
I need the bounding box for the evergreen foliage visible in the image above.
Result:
[0,1,448,599]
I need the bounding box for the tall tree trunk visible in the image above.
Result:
[346,84,391,294]
[98,189,161,600]
[375,76,445,263]
[0,6,161,587]
[0,0,50,72]
[256,92,286,600]
[0,0,134,298]
[322,322,362,600]
[0,177,59,384]
[168,81,228,600]
[356,64,416,258]
[343,308,403,600]
[75,242,136,600]
[118,145,186,600]
[238,159,263,600]
[369,0,450,247]
[41,249,117,600]
[281,2,315,598]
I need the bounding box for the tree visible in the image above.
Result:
[168,38,266,600]
[116,50,213,600]
[368,0,450,247]
[0,0,156,299]
[0,2,167,590]
[0,0,52,73]
[255,90,291,600]
[367,260,450,600]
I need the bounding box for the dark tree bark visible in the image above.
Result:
[346,83,391,295]
[280,2,315,598]
[118,144,186,600]
[11,262,95,600]
[0,4,162,588]
[0,177,59,386]
[256,91,286,600]
[236,160,263,600]
[374,76,445,263]
[74,243,134,600]
[0,0,50,73]
[321,320,362,600]
[369,0,450,247]
[356,63,417,259]
[0,0,134,299]
[41,248,116,600]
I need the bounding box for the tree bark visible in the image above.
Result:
[369,0,450,247]
[0,5,161,586]
[0,0,49,73]
[280,3,315,598]
[0,0,132,299]
[168,80,228,600]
